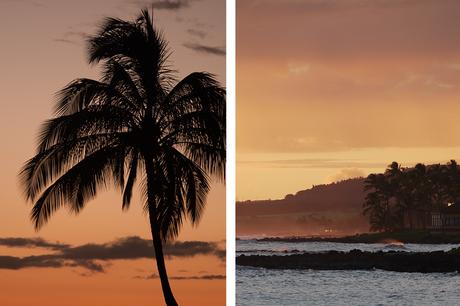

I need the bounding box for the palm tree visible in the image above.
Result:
[19,10,225,306]
[364,173,394,231]
[364,169,406,231]
[445,160,460,205]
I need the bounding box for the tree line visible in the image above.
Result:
[364,160,460,232]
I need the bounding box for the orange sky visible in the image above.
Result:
[0,0,225,305]
[237,0,460,200]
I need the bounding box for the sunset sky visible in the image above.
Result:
[237,0,460,200]
[0,0,225,305]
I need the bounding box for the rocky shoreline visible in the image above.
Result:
[236,250,460,273]
[253,231,460,244]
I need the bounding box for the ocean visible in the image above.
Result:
[236,239,460,306]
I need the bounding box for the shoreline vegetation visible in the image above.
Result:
[239,230,460,244]
[364,161,460,232]
[236,249,460,273]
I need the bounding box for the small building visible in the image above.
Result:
[430,203,460,230]
[404,204,460,231]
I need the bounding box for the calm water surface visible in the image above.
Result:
[236,240,460,306]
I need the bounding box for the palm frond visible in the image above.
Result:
[31,145,126,230]
[20,133,124,201]
[122,151,139,210]
[160,72,225,121]
[139,9,174,82]
[37,105,135,152]
[55,78,141,120]
[172,148,210,225]
[87,17,143,65]
[102,59,146,110]
[181,142,225,182]
[150,148,210,241]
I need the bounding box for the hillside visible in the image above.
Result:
[236,178,370,237]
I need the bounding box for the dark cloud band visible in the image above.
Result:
[183,43,225,56]
[0,237,69,250]
[128,0,190,10]
[0,236,224,272]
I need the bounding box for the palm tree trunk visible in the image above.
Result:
[144,155,179,306]
[149,213,179,306]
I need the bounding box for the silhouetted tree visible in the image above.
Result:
[445,160,460,204]
[364,173,398,231]
[20,10,225,306]
[363,161,460,232]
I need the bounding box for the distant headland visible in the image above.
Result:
[237,161,460,239]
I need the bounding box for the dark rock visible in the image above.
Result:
[236,251,460,273]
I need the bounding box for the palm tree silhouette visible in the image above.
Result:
[20,10,225,306]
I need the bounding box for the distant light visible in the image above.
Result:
[448,202,454,207]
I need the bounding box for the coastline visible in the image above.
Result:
[242,231,460,244]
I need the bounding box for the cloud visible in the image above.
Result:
[127,0,191,10]
[288,63,310,75]
[0,255,72,270]
[53,31,88,45]
[395,73,455,90]
[328,168,367,182]
[0,237,69,250]
[134,273,225,280]
[0,236,224,272]
[240,0,441,15]
[0,0,46,7]
[213,249,226,260]
[183,43,225,56]
[238,158,387,169]
[0,254,106,272]
[53,39,79,45]
[187,29,207,39]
